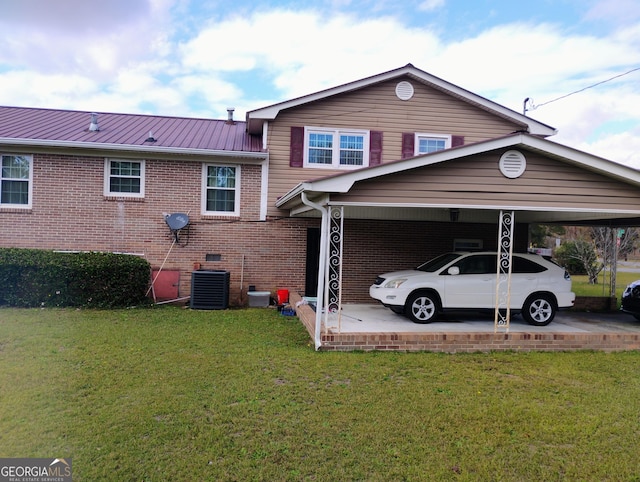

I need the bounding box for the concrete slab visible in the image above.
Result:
[289,292,640,352]
[324,304,640,335]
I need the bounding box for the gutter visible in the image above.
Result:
[0,137,268,160]
[275,182,308,208]
[301,192,328,350]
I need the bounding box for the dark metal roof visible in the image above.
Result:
[0,106,264,153]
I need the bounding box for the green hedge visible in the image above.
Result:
[0,248,151,308]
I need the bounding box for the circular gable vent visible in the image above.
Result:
[395,81,414,100]
[499,150,527,178]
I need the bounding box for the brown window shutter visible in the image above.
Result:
[369,131,383,166]
[452,135,464,147]
[401,133,414,159]
[290,126,304,167]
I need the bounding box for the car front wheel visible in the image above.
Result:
[405,291,439,323]
[522,294,556,326]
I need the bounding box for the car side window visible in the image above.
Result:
[455,255,496,274]
[512,256,547,273]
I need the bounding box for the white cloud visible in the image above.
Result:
[0,0,173,79]
[428,22,638,97]
[0,3,638,167]
[180,10,441,98]
[418,0,445,12]
[0,71,99,109]
[584,0,640,26]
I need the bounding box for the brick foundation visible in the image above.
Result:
[289,292,640,353]
[572,296,617,311]
[317,331,640,352]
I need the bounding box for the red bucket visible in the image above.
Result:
[276,289,289,305]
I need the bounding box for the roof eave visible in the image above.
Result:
[275,133,640,211]
[0,137,268,161]
[246,64,557,137]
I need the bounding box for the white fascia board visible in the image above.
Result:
[246,64,557,137]
[277,133,640,207]
[275,182,309,207]
[301,135,526,193]
[523,135,640,185]
[0,137,268,161]
[303,134,640,193]
[259,154,270,221]
[246,68,414,123]
[414,74,556,137]
[331,200,640,216]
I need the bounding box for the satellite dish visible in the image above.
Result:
[165,213,189,242]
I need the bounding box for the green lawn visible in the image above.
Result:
[1,307,640,480]
[572,270,638,306]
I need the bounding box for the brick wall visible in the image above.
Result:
[290,292,640,352]
[1,152,531,307]
[0,153,317,305]
[339,219,528,303]
[572,296,617,311]
[318,331,640,352]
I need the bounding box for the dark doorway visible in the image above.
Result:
[305,227,321,296]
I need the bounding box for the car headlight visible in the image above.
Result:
[383,278,407,289]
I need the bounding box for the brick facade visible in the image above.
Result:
[0,153,537,306]
[0,153,313,304]
[340,219,528,303]
[290,292,640,353]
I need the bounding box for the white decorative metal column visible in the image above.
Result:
[495,210,515,332]
[324,206,344,332]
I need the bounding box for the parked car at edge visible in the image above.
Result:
[621,280,640,320]
[369,251,575,325]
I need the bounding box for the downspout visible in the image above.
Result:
[301,192,328,350]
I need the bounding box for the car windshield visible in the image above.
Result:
[416,253,462,272]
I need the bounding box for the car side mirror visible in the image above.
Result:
[448,266,460,275]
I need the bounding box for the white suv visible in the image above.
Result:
[369,252,575,325]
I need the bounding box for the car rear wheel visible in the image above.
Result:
[522,294,556,326]
[405,291,439,323]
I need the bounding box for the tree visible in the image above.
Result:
[590,227,639,294]
[591,227,639,262]
[554,239,601,283]
[529,224,566,248]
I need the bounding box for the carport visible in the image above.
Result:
[276,133,640,350]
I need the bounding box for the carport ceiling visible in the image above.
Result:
[294,204,640,227]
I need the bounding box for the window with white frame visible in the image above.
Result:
[305,127,370,168]
[104,159,145,197]
[1,154,32,207]
[202,164,240,216]
[415,133,451,155]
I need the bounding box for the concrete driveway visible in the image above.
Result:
[326,304,640,334]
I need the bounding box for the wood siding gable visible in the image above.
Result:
[331,149,640,212]
[265,76,524,217]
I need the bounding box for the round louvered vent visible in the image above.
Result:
[395,81,414,100]
[499,150,526,178]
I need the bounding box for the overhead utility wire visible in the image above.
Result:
[524,66,640,114]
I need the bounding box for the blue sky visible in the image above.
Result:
[1,0,639,166]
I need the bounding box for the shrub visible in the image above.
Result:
[0,248,151,308]
[554,240,601,282]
